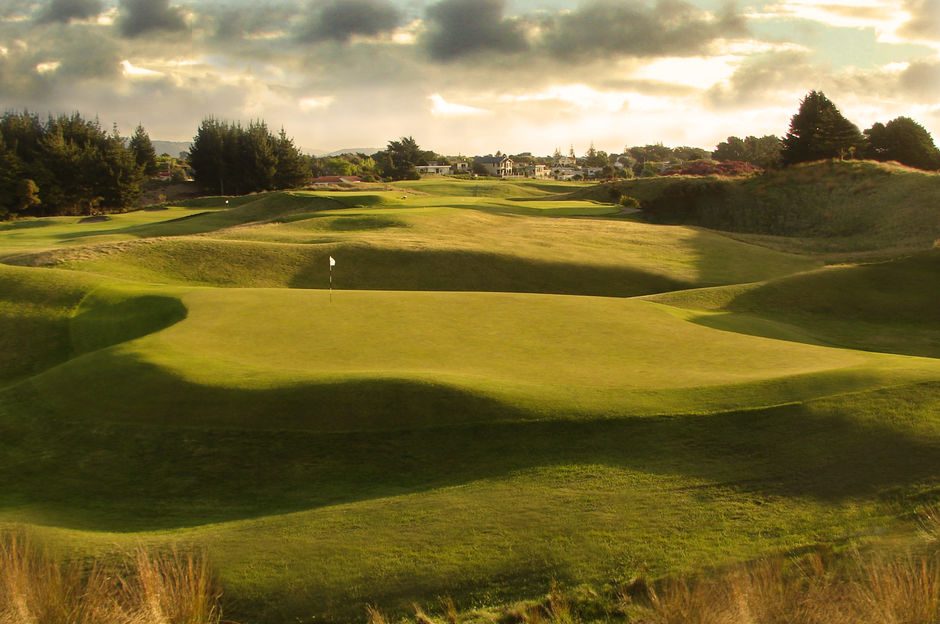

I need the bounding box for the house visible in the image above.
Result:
[474,155,513,177]
[555,155,577,167]
[415,163,453,175]
[452,161,471,173]
[551,166,581,180]
[312,175,361,186]
[516,164,548,178]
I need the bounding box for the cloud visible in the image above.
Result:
[37,0,102,23]
[541,0,748,61]
[900,0,940,42]
[705,50,817,109]
[422,0,528,61]
[0,1,35,20]
[296,0,401,43]
[208,1,299,40]
[898,58,940,100]
[429,93,492,116]
[117,0,186,38]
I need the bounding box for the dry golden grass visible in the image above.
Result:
[643,548,940,624]
[0,533,222,624]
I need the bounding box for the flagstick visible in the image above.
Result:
[329,263,332,303]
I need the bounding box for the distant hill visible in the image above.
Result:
[152,140,191,158]
[318,147,382,157]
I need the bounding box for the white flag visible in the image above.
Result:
[329,256,336,266]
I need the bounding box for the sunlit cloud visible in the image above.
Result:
[429,94,492,117]
[755,0,937,49]
[121,60,163,77]
[632,56,740,90]
[299,96,335,111]
[36,61,61,74]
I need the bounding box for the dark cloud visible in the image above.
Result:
[118,0,186,38]
[209,1,299,39]
[898,58,940,101]
[705,51,816,109]
[900,0,939,41]
[37,0,102,23]
[0,0,36,19]
[297,0,401,43]
[422,0,528,61]
[541,0,748,61]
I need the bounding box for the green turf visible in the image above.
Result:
[583,160,940,260]
[0,173,938,623]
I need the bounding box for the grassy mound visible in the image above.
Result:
[650,249,940,358]
[0,265,102,385]
[586,160,940,258]
[8,205,819,293]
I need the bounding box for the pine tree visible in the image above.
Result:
[273,128,310,189]
[781,91,864,165]
[128,124,158,176]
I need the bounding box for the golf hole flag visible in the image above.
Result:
[328,256,335,302]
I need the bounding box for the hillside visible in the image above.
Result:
[0,175,937,623]
[584,160,940,260]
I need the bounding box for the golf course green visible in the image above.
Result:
[0,167,938,622]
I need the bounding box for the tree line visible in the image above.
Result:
[714,91,940,171]
[2,93,937,221]
[187,118,309,195]
[0,112,160,219]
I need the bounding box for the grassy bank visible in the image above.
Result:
[0,174,937,622]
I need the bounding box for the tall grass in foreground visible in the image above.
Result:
[385,506,940,624]
[0,533,222,624]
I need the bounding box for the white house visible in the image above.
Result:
[474,155,513,177]
[416,163,453,175]
[517,164,549,178]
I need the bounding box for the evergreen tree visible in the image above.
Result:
[189,117,229,194]
[864,117,940,170]
[0,111,143,218]
[240,121,277,193]
[781,91,864,165]
[129,124,159,176]
[273,128,310,189]
[190,117,309,195]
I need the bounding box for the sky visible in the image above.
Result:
[0,0,937,156]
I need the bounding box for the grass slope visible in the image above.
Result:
[650,249,940,358]
[0,175,937,623]
[5,191,819,295]
[588,160,940,259]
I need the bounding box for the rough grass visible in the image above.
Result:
[0,532,221,624]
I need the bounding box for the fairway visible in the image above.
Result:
[0,175,938,623]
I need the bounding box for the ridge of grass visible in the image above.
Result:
[648,249,940,358]
[580,160,940,258]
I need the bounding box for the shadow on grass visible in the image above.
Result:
[1,373,938,532]
[685,248,940,359]
[289,247,690,297]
